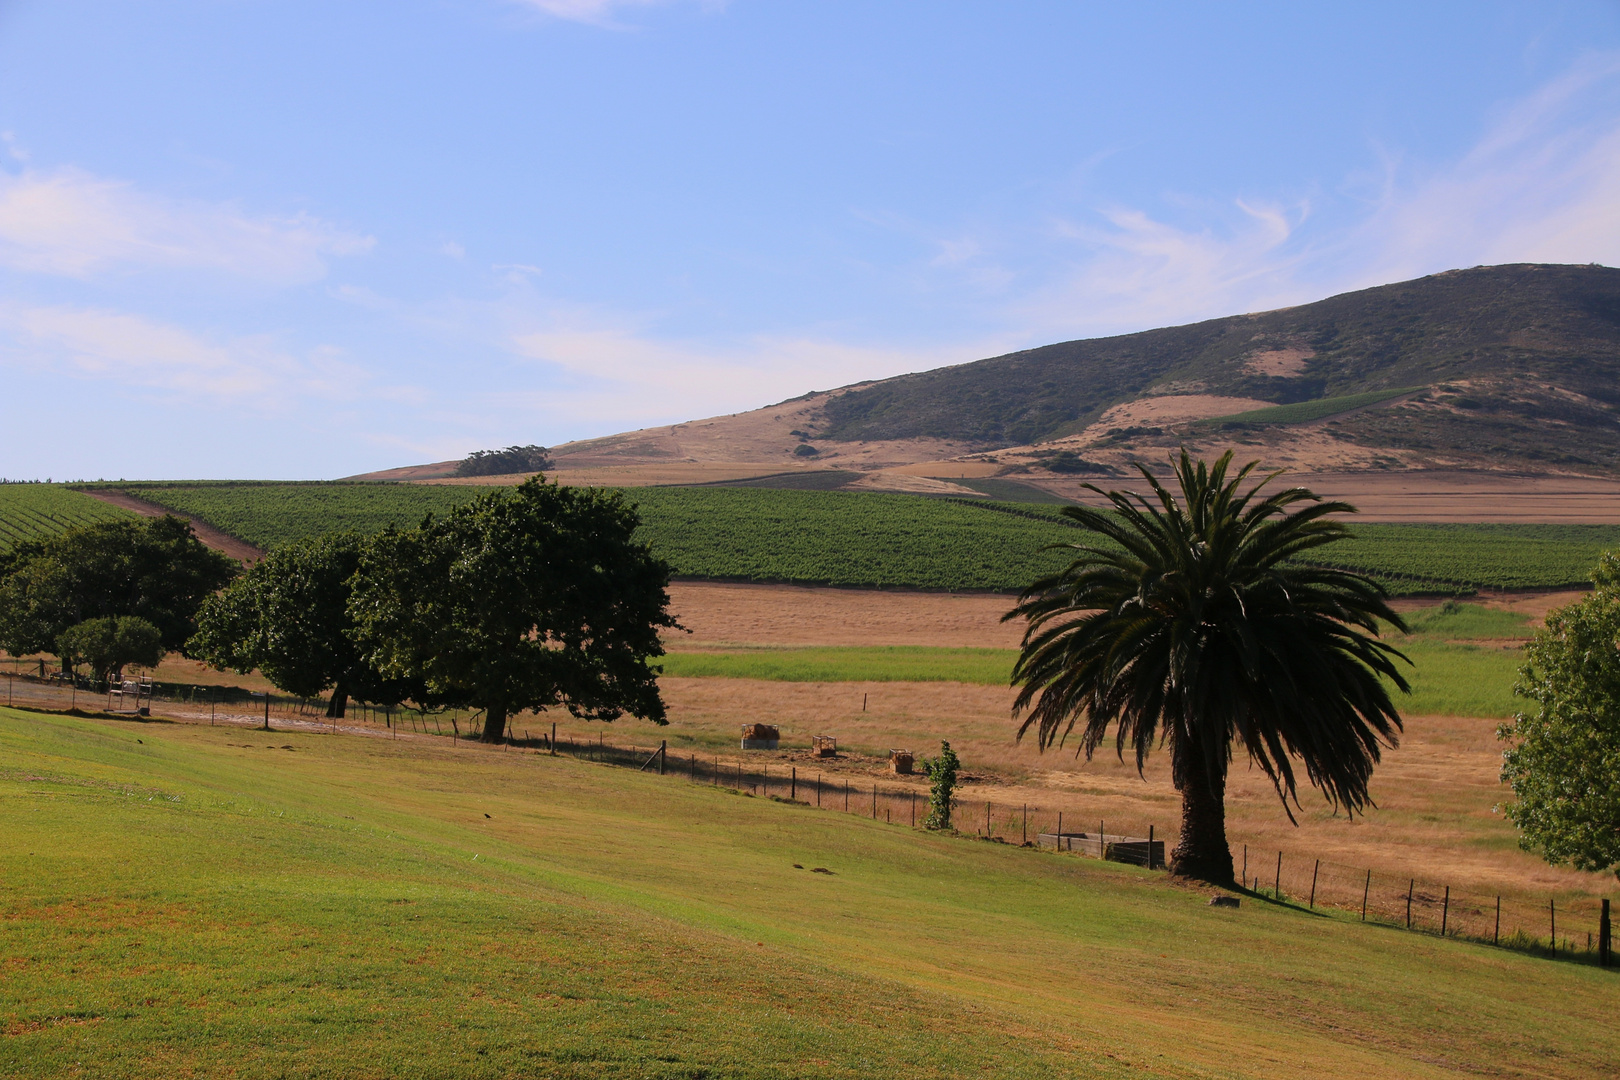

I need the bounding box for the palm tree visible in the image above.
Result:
[1005,450,1410,885]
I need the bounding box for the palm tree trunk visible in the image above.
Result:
[1171,757,1235,885]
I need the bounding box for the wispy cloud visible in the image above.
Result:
[943,53,1620,342]
[0,167,372,282]
[507,314,987,428]
[0,303,373,403]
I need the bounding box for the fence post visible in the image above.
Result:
[1362,870,1370,921]
[1147,825,1154,868]
[1023,805,1028,846]
[1494,896,1501,945]
[1275,852,1283,899]
[551,721,557,756]
[911,791,916,827]
[873,785,877,820]
[791,766,796,800]
[1442,886,1450,936]
[816,773,821,807]
[1242,844,1247,885]
[1406,880,1414,929]
[1550,899,1556,955]
[1600,899,1611,967]
[986,801,991,836]
[844,780,849,812]
[659,740,666,776]
[1057,812,1062,850]
[1310,859,1319,909]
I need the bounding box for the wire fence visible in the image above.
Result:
[4,661,1613,967]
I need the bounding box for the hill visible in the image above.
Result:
[354,263,1620,492]
[5,706,1617,1078]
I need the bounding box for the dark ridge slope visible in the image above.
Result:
[817,264,1620,449]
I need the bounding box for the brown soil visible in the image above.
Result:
[666,581,1024,649]
[1244,347,1314,377]
[78,490,264,563]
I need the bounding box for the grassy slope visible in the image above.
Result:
[3,708,1616,1079]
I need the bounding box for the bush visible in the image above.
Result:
[793,444,820,457]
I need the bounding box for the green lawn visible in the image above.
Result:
[661,634,1527,718]
[2,707,1615,1078]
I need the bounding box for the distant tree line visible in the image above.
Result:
[453,444,554,477]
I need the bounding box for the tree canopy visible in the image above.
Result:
[453,445,554,477]
[350,476,678,742]
[1501,551,1620,880]
[0,516,237,664]
[190,532,412,718]
[1005,450,1410,884]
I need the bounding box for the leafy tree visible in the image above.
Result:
[1004,450,1410,884]
[57,616,164,685]
[1500,551,1620,880]
[350,476,678,743]
[190,532,410,718]
[453,445,554,477]
[0,516,237,666]
[920,741,961,830]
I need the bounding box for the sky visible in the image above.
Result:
[3,1,1620,480]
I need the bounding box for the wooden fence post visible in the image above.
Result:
[1406,880,1414,929]
[1600,899,1611,967]
[1057,812,1062,850]
[1441,886,1450,936]
[1147,825,1154,868]
[1274,851,1283,899]
[1494,896,1501,945]
[1310,859,1320,909]
[1361,870,1370,921]
[1023,805,1028,846]
[791,766,797,800]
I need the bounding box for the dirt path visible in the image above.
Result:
[80,489,264,563]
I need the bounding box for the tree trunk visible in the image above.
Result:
[481,704,507,744]
[325,683,348,719]
[1171,755,1235,885]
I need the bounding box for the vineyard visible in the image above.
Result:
[0,484,137,553]
[46,481,1620,595]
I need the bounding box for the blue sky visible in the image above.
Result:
[3,1,1620,479]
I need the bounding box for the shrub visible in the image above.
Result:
[920,741,961,830]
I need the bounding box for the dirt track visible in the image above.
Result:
[79,489,265,563]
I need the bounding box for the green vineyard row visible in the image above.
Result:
[90,481,1620,596]
[0,485,138,552]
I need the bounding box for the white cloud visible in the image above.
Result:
[0,303,372,402]
[0,167,372,282]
